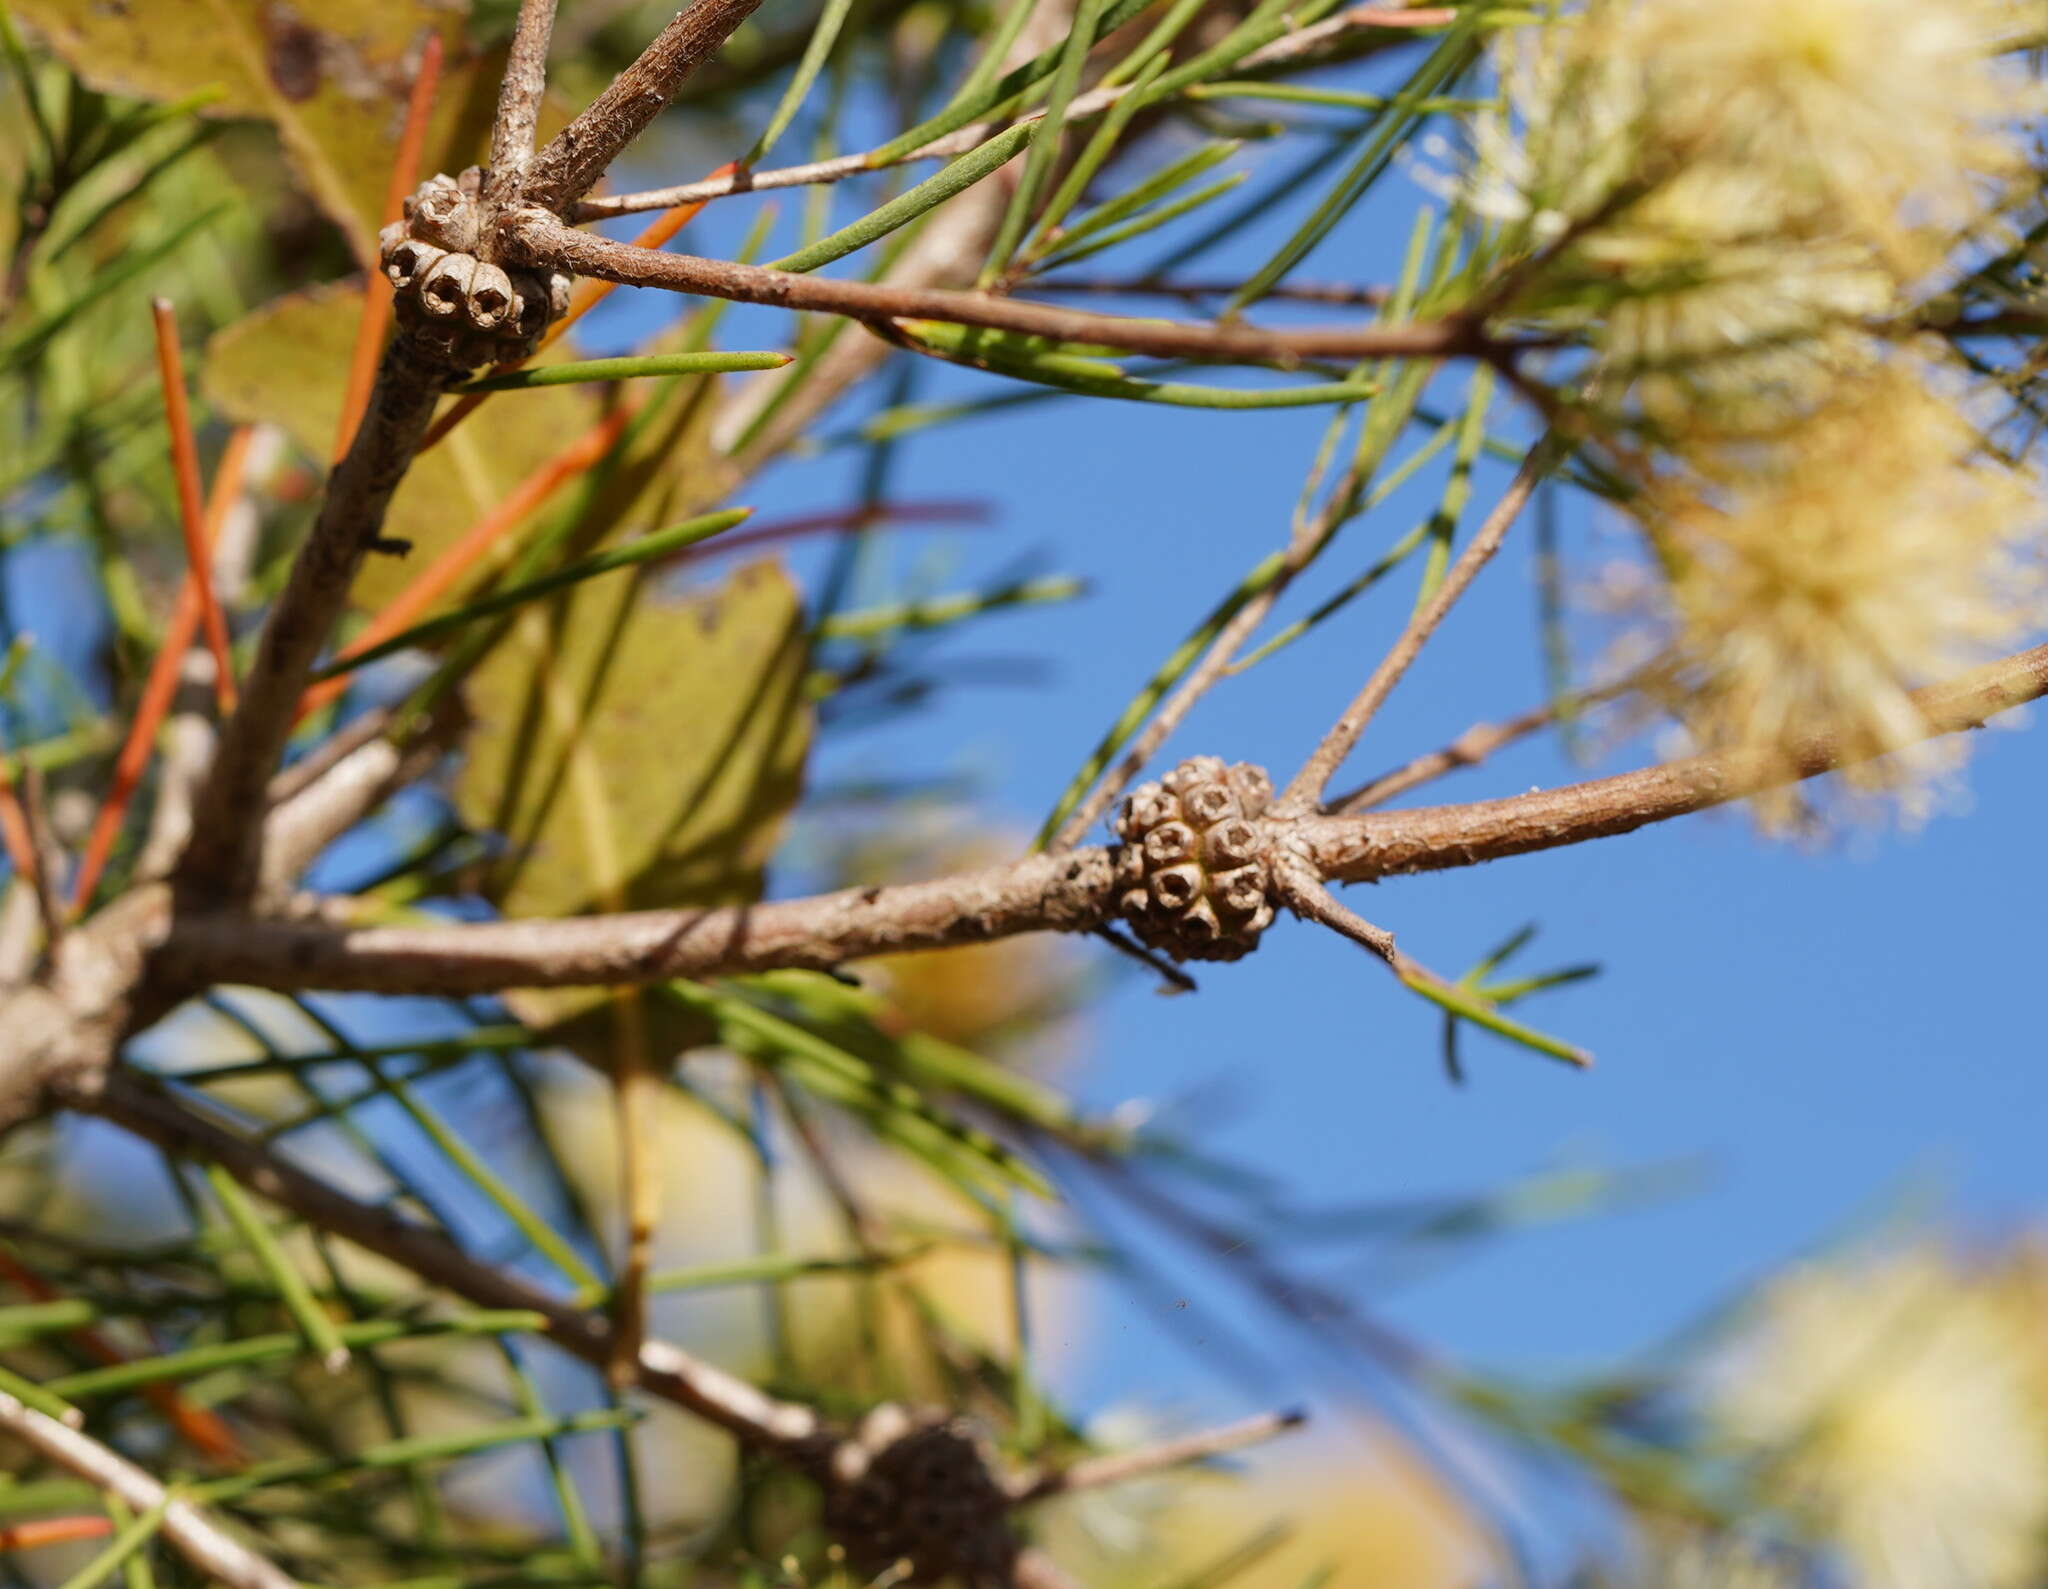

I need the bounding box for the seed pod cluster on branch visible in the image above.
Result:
[1113,756,1278,962]
[819,1405,1020,1585]
[378,168,572,371]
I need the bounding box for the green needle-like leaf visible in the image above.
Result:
[51,1493,171,1589]
[450,352,790,393]
[771,123,1035,274]
[980,0,1115,284]
[202,1162,353,1373]
[314,508,753,680]
[902,321,1377,408]
[816,575,1086,639]
[744,0,861,165]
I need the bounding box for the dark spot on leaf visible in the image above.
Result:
[264,6,323,101]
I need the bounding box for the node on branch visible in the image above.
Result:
[379,168,571,372]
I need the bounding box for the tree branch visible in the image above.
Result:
[174,346,447,906]
[505,211,1497,366]
[486,0,559,197]
[1275,439,1556,813]
[90,1071,827,1455]
[518,0,772,215]
[150,640,2048,997]
[1011,1409,1307,1502]
[0,1386,298,1589]
[1302,640,2048,881]
[157,849,1120,995]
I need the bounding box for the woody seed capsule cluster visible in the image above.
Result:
[821,1406,1018,1586]
[378,169,571,372]
[1114,756,1276,962]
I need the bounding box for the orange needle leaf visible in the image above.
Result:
[150,300,237,714]
[71,428,255,914]
[296,405,633,722]
[334,33,446,464]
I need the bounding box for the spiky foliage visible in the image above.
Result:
[1,0,2048,1587]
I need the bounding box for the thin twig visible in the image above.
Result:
[0,1386,298,1589]
[1050,453,1379,849]
[520,0,773,213]
[91,1072,827,1455]
[150,638,2048,998]
[571,2,1462,219]
[258,707,462,899]
[1091,924,1198,992]
[1012,1408,1307,1501]
[488,0,558,192]
[1331,699,1562,812]
[508,214,1502,368]
[1275,439,1556,813]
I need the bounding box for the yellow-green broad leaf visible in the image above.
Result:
[13,0,502,263]
[456,558,813,922]
[202,280,594,611]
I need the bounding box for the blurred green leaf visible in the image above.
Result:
[200,280,596,612]
[10,0,498,261]
[456,557,812,920]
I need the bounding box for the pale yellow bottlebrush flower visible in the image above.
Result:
[1700,1247,2048,1589]
[1464,0,2033,412]
[1615,0,2036,259]
[1629,365,2044,825]
[1605,1531,1800,1589]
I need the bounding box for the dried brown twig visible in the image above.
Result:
[505,213,1504,367]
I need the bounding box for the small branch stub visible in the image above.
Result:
[1112,756,1277,962]
[820,1405,1019,1586]
[380,169,572,372]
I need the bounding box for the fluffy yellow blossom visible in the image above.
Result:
[1630,366,2043,823]
[1619,0,2034,253]
[1469,0,2033,408]
[1702,1247,2048,1589]
[1607,1532,1799,1589]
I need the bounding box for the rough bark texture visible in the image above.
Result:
[503,213,1491,366]
[175,347,446,905]
[518,0,773,213]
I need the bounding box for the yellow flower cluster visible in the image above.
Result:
[1628,367,2041,822]
[1702,1245,2048,1589]
[1476,0,2034,415]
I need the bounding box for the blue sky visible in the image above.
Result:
[574,106,2048,1430]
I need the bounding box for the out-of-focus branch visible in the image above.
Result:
[1012,1409,1308,1501]
[91,1071,827,1454]
[0,1384,297,1589]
